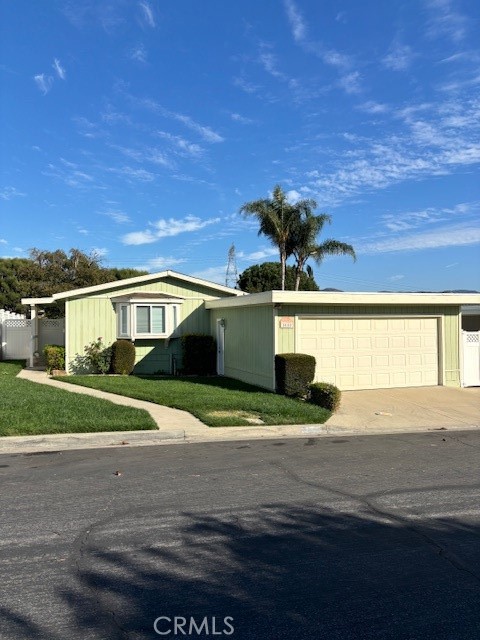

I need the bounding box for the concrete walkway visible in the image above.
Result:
[1,370,478,455]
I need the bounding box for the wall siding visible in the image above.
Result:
[276,304,461,387]
[210,306,274,390]
[66,277,233,374]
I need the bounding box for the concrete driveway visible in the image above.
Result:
[327,385,480,432]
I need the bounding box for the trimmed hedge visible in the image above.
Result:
[275,353,316,397]
[111,339,136,375]
[310,382,341,412]
[181,334,216,375]
[43,344,65,373]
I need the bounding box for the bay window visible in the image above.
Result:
[113,295,182,339]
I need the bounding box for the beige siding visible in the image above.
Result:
[276,305,461,388]
[210,306,275,389]
[65,276,233,374]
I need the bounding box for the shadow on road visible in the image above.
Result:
[2,502,480,639]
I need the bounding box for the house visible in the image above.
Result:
[22,270,480,389]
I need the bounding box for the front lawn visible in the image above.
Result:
[0,361,156,437]
[57,375,331,427]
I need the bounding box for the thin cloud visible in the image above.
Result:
[34,73,53,95]
[0,186,26,200]
[284,0,307,43]
[230,113,254,125]
[425,0,468,42]
[358,101,389,114]
[360,223,480,254]
[233,76,260,95]
[128,93,225,143]
[141,256,187,271]
[130,44,147,63]
[122,215,220,245]
[52,58,66,80]
[338,72,362,94]
[139,1,155,28]
[382,42,414,71]
[102,210,131,224]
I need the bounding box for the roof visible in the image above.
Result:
[22,270,245,305]
[205,290,480,309]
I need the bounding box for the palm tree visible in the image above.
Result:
[290,207,356,290]
[240,185,298,290]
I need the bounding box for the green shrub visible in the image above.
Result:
[83,337,112,374]
[275,353,316,397]
[111,339,136,375]
[181,334,216,375]
[310,382,341,412]
[43,344,65,374]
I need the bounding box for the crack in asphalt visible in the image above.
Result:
[270,459,480,585]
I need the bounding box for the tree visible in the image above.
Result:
[238,262,319,293]
[289,207,356,290]
[0,249,148,317]
[240,185,299,291]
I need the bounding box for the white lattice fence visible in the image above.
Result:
[1,318,32,360]
[38,318,65,353]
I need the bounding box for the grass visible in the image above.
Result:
[0,361,157,437]
[57,374,331,427]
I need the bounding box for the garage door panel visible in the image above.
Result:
[298,316,439,390]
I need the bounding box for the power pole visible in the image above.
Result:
[225,243,238,288]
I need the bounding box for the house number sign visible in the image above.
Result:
[279,316,294,329]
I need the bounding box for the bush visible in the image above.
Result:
[310,382,341,412]
[43,344,65,374]
[83,337,112,374]
[181,334,216,375]
[275,353,316,397]
[111,339,136,375]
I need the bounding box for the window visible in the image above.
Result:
[136,305,165,335]
[115,300,181,339]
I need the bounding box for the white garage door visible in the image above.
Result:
[297,316,439,390]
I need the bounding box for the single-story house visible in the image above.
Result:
[22,270,480,390]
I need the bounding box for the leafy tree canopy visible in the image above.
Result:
[238,262,319,293]
[0,249,148,317]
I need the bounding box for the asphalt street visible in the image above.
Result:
[0,432,479,640]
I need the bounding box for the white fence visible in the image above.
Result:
[462,331,480,387]
[0,311,65,361]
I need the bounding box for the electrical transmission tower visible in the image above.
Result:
[225,243,238,288]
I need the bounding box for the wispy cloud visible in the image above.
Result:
[389,274,405,281]
[382,42,414,71]
[360,222,480,254]
[52,58,66,80]
[173,113,224,143]
[108,165,156,182]
[130,44,147,63]
[33,73,53,95]
[244,246,279,261]
[258,45,288,81]
[141,256,187,271]
[122,215,221,245]
[43,162,96,188]
[0,186,26,200]
[284,0,351,70]
[284,0,307,43]
[233,76,260,94]
[357,101,389,114]
[0,238,8,244]
[338,72,362,94]
[156,131,203,158]
[230,112,254,125]
[139,1,155,28]
[425,0,468,42]
[102,209,131,224]
[128,93,225,143]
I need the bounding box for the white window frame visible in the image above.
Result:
[115,300,182,340]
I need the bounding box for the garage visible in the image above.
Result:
[297,316,439,390]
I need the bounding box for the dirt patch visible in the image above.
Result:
[206,410,265,425]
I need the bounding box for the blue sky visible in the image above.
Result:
[1,0,479,291]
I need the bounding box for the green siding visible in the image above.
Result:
[65,276,234,374]
[276,304,461,387]
[210,305,275,390]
